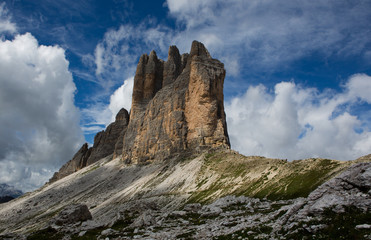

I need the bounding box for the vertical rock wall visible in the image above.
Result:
[121,41,230,163]
[50,40,230,182]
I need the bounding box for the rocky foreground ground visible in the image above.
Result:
[1,152,370,240]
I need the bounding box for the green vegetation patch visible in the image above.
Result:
[190,152,346,203]
[185,212,206,225]
[235,159,343,200]
[260,160,341,200]
[188,182,227,204]
[81,165,100,175]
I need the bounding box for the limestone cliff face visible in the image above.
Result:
[49,108,129,183]
[185,42,228,149]
[50,40,230,181]
[87,108,129,165]
[121,41,230,163]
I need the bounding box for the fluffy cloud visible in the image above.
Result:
[226,74,371,160]
[80,77,134,137]
[83,24,173,132]
[0,3,16,34]
[0,33,84,191]
[94,24,172,84]
[346,74,371,103]
[108,77,134,122]
[166,0,371,73]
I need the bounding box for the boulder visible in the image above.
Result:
[53,204,92,226]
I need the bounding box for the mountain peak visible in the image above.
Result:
[189,40,211,58]
[50,41,229,181]
[122,40,229,163]
[0,183,22,203]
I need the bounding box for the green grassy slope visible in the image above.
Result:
[187,150,363,203]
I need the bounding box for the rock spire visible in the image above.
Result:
[50,40,230,182]
[121,40,230,163]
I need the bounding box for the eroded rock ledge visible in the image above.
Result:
[50,41,230,182]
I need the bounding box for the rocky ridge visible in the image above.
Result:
[49,108,129,182]
[50,41,230,182]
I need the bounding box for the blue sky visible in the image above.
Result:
[0,0,371,191]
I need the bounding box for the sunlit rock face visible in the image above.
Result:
[121,41,230,163]
[51,40,230,181]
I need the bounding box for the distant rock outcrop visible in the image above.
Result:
[49,108,129,183]
[49,143,92,183]
[50,40,230,182]
[0,184,22,203]
[88,108,130,164]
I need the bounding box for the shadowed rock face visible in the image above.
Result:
[121,41,230,163]
[49,108,129,183]
[49,143,92,183]
[50,40,230,181]
[87,108,130,165]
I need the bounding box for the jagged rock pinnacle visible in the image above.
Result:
[163,45,182,87]
[50,108,129,183]
[189,40,211,58]
[51,40,230,181]
[122,40,230,163]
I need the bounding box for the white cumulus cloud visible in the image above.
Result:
[226,74,371,160]
[0,3,16,34]
[346,74,371,103]
[108,77,134,122]
[0,33,84,192]
[81,77,133,134]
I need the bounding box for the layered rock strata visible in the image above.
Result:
[51,40,230,181]
[49,108,129,182]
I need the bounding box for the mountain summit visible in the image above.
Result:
[121,40,230,163]
[51,41,230,182]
